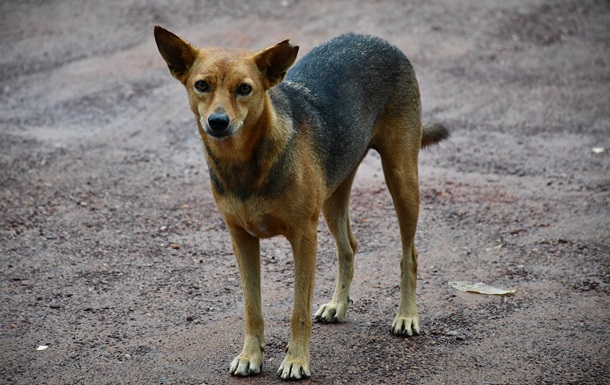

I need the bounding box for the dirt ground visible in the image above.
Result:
[1,0,609,384]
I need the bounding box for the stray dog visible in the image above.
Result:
[154,26,448,380]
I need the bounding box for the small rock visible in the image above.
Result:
[445,330,458,336]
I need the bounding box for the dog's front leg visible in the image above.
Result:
[228,225,264,377]
[278,227,318,380]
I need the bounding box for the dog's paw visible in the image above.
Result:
[277,354,311,380]
[391,314,420,337]
[314,300,348,323]
[229,353,263,377]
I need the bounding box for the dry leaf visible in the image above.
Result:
[485,244,503,252]
[448,281,516,295]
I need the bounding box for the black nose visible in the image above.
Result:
[207,113,230,132]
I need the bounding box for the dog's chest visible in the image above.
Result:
[243,220,272,238]
[222,198,285,239]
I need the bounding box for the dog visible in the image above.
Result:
[154,26,448,380]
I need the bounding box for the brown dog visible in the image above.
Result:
[154,26,448,380]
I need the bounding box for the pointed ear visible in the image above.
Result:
[154,26,199,82]
[254,39,299,88]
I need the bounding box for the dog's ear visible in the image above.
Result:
[154,26,199,83]
[254,39,299,88]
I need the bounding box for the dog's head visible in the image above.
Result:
[154,26,299,143]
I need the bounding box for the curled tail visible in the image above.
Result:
[421,123,450,148]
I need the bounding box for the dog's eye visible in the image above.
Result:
[194,80,209,93]
[237,83,252,96]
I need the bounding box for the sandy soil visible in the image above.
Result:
[1,0,609,384]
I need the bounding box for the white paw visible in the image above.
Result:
[229,354,262,377]
[314,300,348,323]
[277,355,311,380]
[391,315,420,337]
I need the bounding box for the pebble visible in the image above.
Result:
[445,330,466,340]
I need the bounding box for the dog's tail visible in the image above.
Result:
[421,123,450,148]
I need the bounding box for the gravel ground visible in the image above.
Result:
[1,0,609,384]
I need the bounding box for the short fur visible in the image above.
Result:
[154,26,449,380]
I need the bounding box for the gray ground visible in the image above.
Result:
[1,0,609,384]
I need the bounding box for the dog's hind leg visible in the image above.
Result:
[315,169,359,323]
[374,106,423,337]
[380,147,421,336]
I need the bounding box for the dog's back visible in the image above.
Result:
[272,33,420,189]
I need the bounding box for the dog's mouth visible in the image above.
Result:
[201,116,243,140]
[205,126,232,139]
